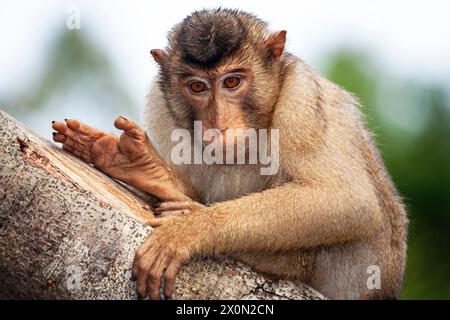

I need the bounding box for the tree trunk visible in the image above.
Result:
[0,109,325,300]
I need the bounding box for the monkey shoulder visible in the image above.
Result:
[274,57,376,183]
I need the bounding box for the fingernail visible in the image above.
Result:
[119,116,128,121]
[52,121,55,124]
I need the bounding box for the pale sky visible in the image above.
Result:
[1,0,449,111]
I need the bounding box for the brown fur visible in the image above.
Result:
[141,9,408,299]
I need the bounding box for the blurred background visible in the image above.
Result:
[0,0,449,299]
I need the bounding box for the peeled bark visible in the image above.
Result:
[0,109,325,300]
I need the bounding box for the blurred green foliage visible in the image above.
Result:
[2,27,449,299]
[1,29,136,118]
[323,50,450,299]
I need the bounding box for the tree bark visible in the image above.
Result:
[0,109,325,300]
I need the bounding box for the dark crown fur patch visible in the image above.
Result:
[178,9,248,66]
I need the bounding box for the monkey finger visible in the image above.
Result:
[53,124,83,143]
[114,116,147,140]
[55,119,93,144]
[136,277,148,299]
[148,254,170,300]
[163,259,182,299]
[66,119,98,142]
[148,278,161,300]
[65,119,81,131]
[133,236,159,268]
[133,255,157,299]
[52,121,68,134]
[52,133,66,143]
[66,119,103,139]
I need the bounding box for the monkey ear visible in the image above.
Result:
[264,30,287,59]
[150,49,168,66]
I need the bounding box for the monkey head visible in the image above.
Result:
[150,9,287,155]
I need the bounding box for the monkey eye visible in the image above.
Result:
[223,76,241,89]
[189,81,208,93]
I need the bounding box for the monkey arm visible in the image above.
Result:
[132,178,384,299]
[187,181,384,254]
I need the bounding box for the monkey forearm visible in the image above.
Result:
[186,182,383,254]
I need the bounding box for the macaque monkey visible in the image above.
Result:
[51,9,408,299]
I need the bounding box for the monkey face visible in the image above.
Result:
[150,9,288,160]
[156,52,285,158]
[176,66,253,147]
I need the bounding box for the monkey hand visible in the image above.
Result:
[132,215,202,300]
[52,117,188,201]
